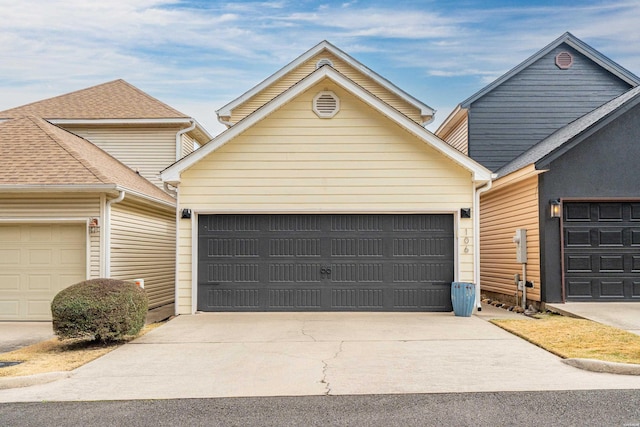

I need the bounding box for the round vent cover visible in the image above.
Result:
[313,91,340,118]
[316,58,334,69]
[555,51,573,69]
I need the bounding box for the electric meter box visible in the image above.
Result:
[513,229,527,263]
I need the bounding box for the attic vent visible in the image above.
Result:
[555,51,574,69]
[316,58,334,69]
[313,91,340,118]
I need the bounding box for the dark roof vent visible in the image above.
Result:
[555,51,574,69]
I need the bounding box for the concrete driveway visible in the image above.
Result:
[1,308,639,402]
[0,322,54,353]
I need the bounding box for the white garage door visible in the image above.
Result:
[0,224,86,320]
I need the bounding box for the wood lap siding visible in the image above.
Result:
[231,52,423,124]
[468,44,632,171]
[441,116,469,155]
[0,194,101,279]
[480,176,541,301]
[64,126,179,189]
[110,201,175,308]
[177,81,475,314]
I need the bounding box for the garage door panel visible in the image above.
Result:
[198,214,454,311]
[0,224,86,320]
[564,202,640,301]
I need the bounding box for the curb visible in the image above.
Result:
[562,358,640,376]
[0,371,71,390]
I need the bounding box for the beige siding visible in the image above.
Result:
[110,200,176,308]
[0,193,101,320]
[441,116,468,154]
[64,125,180,189]
[176,80,476,314]
[231,52,424,125]
[181,132,196,158]
[480,175,541,301]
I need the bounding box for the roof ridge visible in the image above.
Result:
[28,116,111,184]
[460,32,640,108]
[113,79,188,117]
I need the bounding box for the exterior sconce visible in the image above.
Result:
[89,218,100,234]
[181,208,192,219]
[550,199,561,219]
[460,208,471,219]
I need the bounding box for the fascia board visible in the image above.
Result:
[163,67,491,184]
[216,41,434,119]
[0,184,175,208]
[461,32,639,108]
[49,118,197,126]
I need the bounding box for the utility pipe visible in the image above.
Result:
[175,120,196,161]
[104,190,125,277]
[473,179,493,311]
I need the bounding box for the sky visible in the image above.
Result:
[1,0,639,136]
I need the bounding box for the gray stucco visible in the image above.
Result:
[538,101,640,302]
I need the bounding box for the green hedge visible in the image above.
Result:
[51,278,148,342]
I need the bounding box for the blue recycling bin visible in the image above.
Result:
[451,282,475,317]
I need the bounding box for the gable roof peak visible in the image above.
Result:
[460,32,640,108]
[216,40,435,123]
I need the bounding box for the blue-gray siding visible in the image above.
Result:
[468,43,633,171]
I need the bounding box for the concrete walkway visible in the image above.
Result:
[546,302,640,335]
[1,308,639,402]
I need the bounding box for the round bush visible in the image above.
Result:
[51,278,148,342]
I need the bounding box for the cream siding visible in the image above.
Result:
[231,52,423,125]
[176,80,476,314]
[110,200,176,309]
[64,125,181,189]
[480,175,541,301]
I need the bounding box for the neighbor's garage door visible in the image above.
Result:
[564,202,640,300]
[198,214,454,311]
[0,224,86,320]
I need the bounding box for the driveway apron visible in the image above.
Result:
[1,311,639,402]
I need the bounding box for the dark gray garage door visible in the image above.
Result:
[198,214,454,311]
[564,202,640,300]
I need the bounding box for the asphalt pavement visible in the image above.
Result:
[1,390,639,426]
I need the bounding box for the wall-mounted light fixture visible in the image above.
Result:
[89,217,100,234]
[460,208,471,219]
[549,199,561,219]
[181,208,192,219]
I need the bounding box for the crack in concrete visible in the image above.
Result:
[300,320,317,342]
[321,341,343,396]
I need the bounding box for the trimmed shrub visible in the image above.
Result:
[51,278,148,342]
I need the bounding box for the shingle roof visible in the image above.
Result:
[496,85,640,178]
[0,116,175,204]
[0,79,189,120]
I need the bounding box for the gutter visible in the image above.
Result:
[473,177,495,311]
[175,119,196,161]
[103,190,125,277]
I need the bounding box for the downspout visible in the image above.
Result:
[163,182,178,197]
[175,120,196,161]
[104,190,125,277]
[473,178,493,311]
[217,116,234,128]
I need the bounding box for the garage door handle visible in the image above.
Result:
[320,267,332,275]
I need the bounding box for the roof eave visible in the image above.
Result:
[461,32,640,108]
[163,67,490,185]
[216,40,434,122]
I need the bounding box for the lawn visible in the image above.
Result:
[492,313,640,365]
